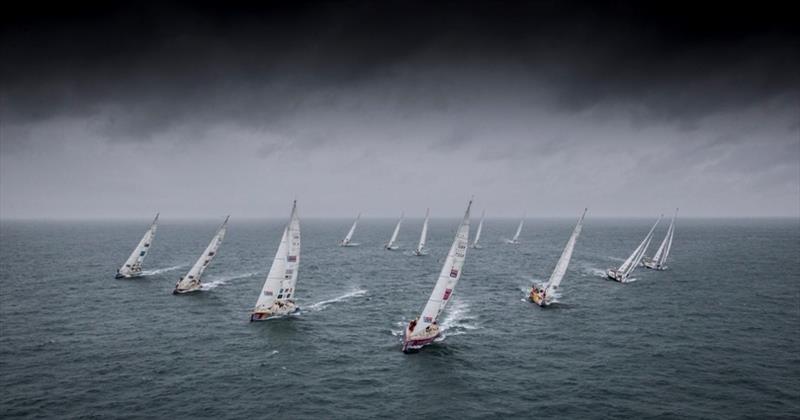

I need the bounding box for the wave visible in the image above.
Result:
[586,267,609,278]
[200,271,260,291]
[306,289,367,311]
[437,300,479,340]
[141,265,185,276]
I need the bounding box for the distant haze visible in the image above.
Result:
[1,2,798,219]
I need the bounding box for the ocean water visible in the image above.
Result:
[1,217,798,419]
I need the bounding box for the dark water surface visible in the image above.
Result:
[1,217,798,418]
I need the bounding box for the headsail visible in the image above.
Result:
[414,208,430,255]
[174,216,229,292]
[544,208,587,295]
[254,201,301,312]
[341,213,360,245]
[472,210,484,248]
[117,213,159,278]
[416,200,471,331]
[386,211,404,249]
[618,215,662,278]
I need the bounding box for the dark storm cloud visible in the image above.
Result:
[2,0,798,144]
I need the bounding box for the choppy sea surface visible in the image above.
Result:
[1,217,798,419]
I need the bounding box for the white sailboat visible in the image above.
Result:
[470,210,484,248]
[643,208,678,270]
[530,208,587,306]
[339,213,360,247]
[251,201,301,321]
[606,215,662,283]
[506,215,524,244]
[402,199,471,353]
[116,213,159,279]
[173,216,229,294]
[413,208,430,256]
[385,211,404,250]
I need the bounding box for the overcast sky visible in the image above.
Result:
[1,1,798,219]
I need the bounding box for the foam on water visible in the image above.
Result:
[200,271,260,291]
[306,289,367,311]
[141,265,185,276]
[437,299,479,339]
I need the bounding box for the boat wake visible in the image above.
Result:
[586,267,609,278]
[200,271,260,291]
[307,289,367,311]
[141,265,185,276]
[437,300,479,339]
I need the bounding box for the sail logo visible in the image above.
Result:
[287,255,298,262]
[263,291,273,296]
[443,288,453,300]
[450,268,459,278]
[423,316,433,323]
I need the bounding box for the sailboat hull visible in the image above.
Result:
[505,239,519,244]
[173,285,202,294]
[606,269,626,282]
[385,245,399,250]
[402,331,440,353]
[642,259,665,270]
[529,291,549,307]
[250,303,300,321]
[115,272,141,279]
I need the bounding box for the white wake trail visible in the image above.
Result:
[141,265,185,276]
[200,271,260,291]
[307,289,367,311]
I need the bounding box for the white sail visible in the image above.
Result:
[511,217,524,242]
[618,216,661,277]
[472,210,484,248]
[341,213,360,245]
[653,208,678,267]
[386,211,404,249]
[174,216,229,292]
[416,200,471,331]
[415,208,430,254]
[117,213,159,278]
[254,201,301,311]
[544,208,587,295]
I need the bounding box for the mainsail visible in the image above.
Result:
[386,211,404,249]
[471,210,484,248]
[416,200,471,332]
[414,208,430,255]
[651,208,678,267]
[254,201,301,312]
[510,216,524,243]
[341,213,360,245]
[544,208,587,295]
[618,216,662,278]
[117,213,159,278]
[174,216,229,293]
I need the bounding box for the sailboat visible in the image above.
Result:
[251,200,301,321]
[530,208,587,306]
[339,213,360,247]
[506,215,524,244]
[115,213,159,279]
[606,215,662,283]
[402,199,471,353]
[385,211,404,250]
[413,208,430,256]
[173,216,229,294]
[643,209,678,270]
[470,210,484,248]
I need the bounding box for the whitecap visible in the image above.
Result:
[306,289,367,311]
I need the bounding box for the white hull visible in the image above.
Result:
[505,239,519,244]
[402,324,440,353]
[250,301,300,321]
[642,258,666,270]
[385,245,400,250]
[412,250,426,256]
[606,268,627,283]
[339,242,359,247]
[173,284,202,294]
